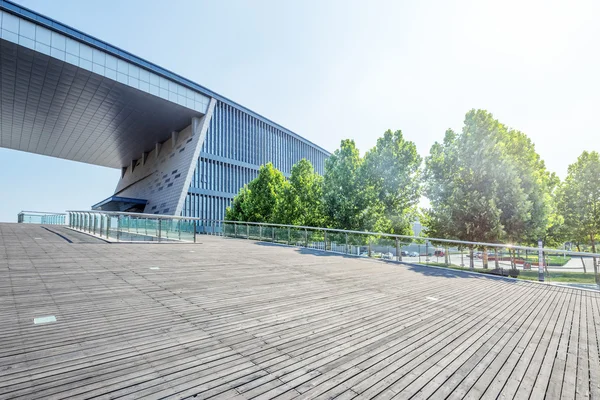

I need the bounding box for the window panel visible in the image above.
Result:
[19,18,35,39]
[2,12,19,33]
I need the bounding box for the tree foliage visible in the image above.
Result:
[224,162,286,222]
[322,140,366,230]
[423,110,554,245]
[273,159,325,226]
[360,130,422,234]
[557,151,600,252]
[226,133,421,234]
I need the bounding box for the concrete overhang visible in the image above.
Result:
[0,4,211,169]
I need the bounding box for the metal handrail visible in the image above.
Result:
[66,210,600,258]
[19,210,67,215]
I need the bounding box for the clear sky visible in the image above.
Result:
[1,0,599,222]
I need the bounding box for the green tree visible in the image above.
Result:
[225,185,251,221]
[360,130,422,234]
[557,151,600,280]
[224,162,287,223]
[423,110,553,268]
[273,159,325,226]
[322,140,366,230]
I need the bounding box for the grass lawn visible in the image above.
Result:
[421,262,597,284]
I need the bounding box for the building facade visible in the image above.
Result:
[182,101,328,221]
[0,1,329,221]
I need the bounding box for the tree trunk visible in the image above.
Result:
[511,249,516,269]
[469,248,474,270]
[576,243,587,273]
[494,248,499,268]
[482,248,488,269]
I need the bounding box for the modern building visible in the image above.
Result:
[0,0,329,221]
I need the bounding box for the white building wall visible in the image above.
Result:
[113,99,215,215]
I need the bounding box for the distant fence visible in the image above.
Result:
[17,211,66,225]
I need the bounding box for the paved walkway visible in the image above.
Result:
[1,223,599,399]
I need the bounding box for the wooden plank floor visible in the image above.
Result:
[0,223,599,399]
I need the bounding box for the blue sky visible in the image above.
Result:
[1,0,599,222]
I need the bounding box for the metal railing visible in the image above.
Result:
[17,211,66,225]
[67,210,600,290]
[66,210,223,243]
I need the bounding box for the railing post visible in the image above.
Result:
[106,216,110,239]
[116,215,121,242]
[288,227,291,245]
[178,219,181,241]
[271,226,275,242]
[246,223,249,239]
[234,222,237,237]
[396,238,401,262]
[345,233,349,254]
[158,219,162,242]
[194,223,197,243]
[324,231,327,251]
[538,239,545,282]
[304,228,308,247]
[259,225,262,241]
[100,214,104,235]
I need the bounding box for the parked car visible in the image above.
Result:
[434,249,445,257]
[401,250,409,256]
[409,251,419,257]
[382,252,394,260]
[359,252,369,258]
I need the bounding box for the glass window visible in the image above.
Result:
[139,68,149,83]
[92,48,105,65]
[105,68,117,80]
[139,80,150,93]
[65,37,79,55]
[79,57,92,71]
[149,73,159,86]
[159,76,168,89]
[65,52,78,66]
[35,25,51,45]
[128,76,139,89]
[105,54,117,70]
[3,12,19,34]
[168,80,177,93]
[128,64,140,79]
[92,63,104,75]
[79,43,93,61]
[117,72,128,84]
[35,41,50,55]
[149,84,159,96]
[19,18,35,39]
[51,31,66,51]
[18,35,34,50]
[50,47,65,61]
[117,58,128,73]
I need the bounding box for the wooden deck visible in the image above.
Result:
[0,223,599,399]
